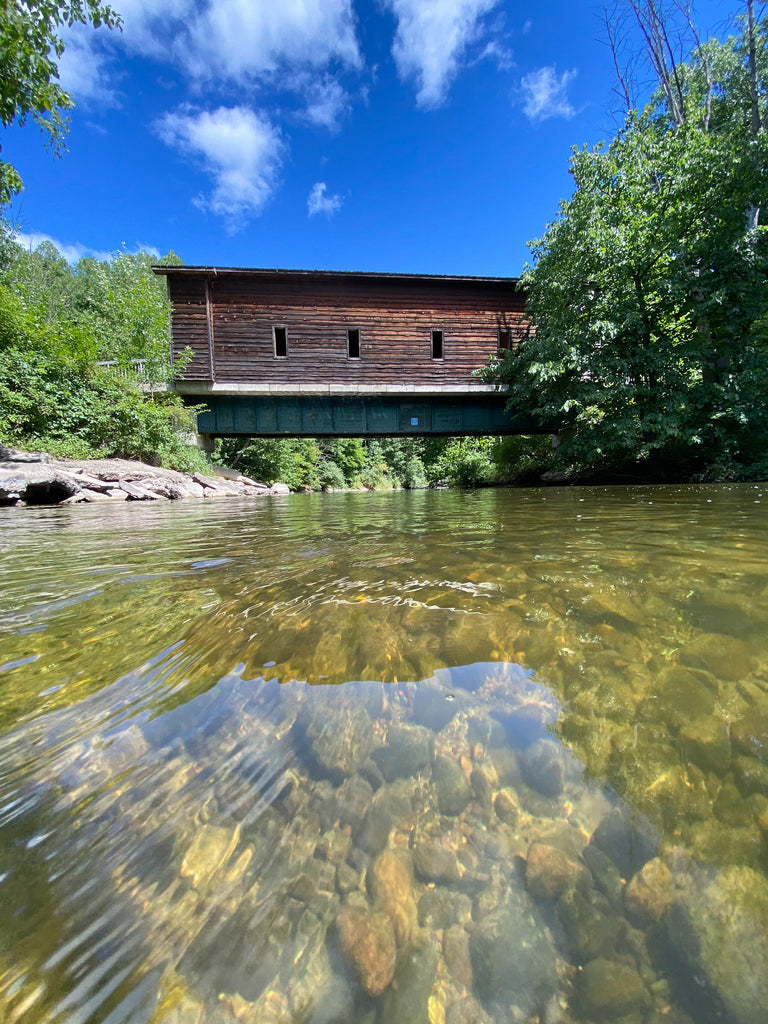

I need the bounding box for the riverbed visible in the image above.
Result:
[0,485,766,1024]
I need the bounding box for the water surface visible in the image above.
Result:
[0,486,767,1024]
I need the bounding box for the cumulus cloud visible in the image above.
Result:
[307,183,343,218]
[384,0,501,107]
[520,66,577,121]
[182,0,361,82]
[55,0,360,114]
[155,106,284,230]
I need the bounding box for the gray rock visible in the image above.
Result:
[412,683,460,732]
[519,737,570,798]
[432,754,472,816]
[418,889,471,930]
[0,444,48,463]
[297,693,375,782]
[379,938,438,1024]
[589,805,659,880]
[413,837,461,884]
[469,890,557,1017]
[372,724,434,782]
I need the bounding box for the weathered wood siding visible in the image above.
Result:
[165,270,526,386]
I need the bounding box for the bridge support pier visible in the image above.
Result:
[195,432,216,457]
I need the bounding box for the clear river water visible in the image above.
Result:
[0,485,767,1024]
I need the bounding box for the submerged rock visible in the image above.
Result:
[469,890,557,1017]
[373,725,434,782]
[370,849,418,947]
[654,865,768,1024]
[336,905,396,996]
[576,957,651,1020]
[525,841,590,900]
[519,737,571,798]
[678,633,753,682]
[413,837,462,884]
[432,755,472,816]
[296,694,374,781]
[379,937,438,1024]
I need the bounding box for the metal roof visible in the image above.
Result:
[152,265,520,286]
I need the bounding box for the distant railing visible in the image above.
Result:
[97,359,167,392]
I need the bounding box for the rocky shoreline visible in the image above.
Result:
[0,445,288,507]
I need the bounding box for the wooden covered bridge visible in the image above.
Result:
[154,266,534,439]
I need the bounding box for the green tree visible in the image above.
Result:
[0,0,122,203]
[490,11,768,479]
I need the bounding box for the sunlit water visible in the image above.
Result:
[0,486,767,1024]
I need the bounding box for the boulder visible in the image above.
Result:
[336,906,396,996]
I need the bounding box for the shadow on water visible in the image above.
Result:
[1,653,766,1024]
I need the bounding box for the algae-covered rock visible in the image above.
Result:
[641,667,715,731]
[730,709,768,760]
[624,857,676,927]
[678,633,753,682]
[413,837,462,884]
[417,889,471,930]
[679,714,731,773]
[576,957,651,1020]
[655,865,768,1024]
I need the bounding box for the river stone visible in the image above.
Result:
[580,584,644,625]
[643,666,716,730]
[370,849,418,947]
[589,805,659,880]
[654,865,768,1024]
[557,887,624,963]
[494,786,520,825]
[729,709,768,760]
[373,724,434,782]
[180,824,239,889]
[733,754,768,797]
[519,737,570,798]
[469,890,557,1017]
[335,905,396,996]
[443,925,473,989]
[379,937,438,1024]
[297,695,374,781]
[413,837,461,884]
[577,957,651,1020]
[624,857,676,927]
[356,786,413,856]
[417,889,471,930]
[679,714,732,773]
[580,843,624,910]
[494,703,554,749]
[525,841,590,900]
[678,633,753,682]
[336,774,374,827]
[433,754,472,816]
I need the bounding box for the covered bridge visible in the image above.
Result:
[154,266,533,438]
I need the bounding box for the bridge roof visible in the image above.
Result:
[152,265,520,287]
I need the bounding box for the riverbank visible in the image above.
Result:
[0,446,287,507]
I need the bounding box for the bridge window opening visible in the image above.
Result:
[431,329,444,360]
[347,328,360,359]
[498,328,512,352]
[274,326,288,358]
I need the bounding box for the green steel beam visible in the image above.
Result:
[191,394,542,437]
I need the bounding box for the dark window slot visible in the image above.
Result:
[348,328,360,359]
[274,326,287,358]
[498,329,511,352]
[431,329,443,360]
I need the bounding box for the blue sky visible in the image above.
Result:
[4,0,733,276]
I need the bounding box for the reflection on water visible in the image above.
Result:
[0,486,767,1023]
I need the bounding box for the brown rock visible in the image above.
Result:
[336,906,396,996]
[443,925,473,989]
[494,787,519,825]
[624,857,676,927]
[370,849,418,946]
[525,841,590,899]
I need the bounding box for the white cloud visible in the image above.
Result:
[299,77,351,132]
[385,0,501,108]
[307,182,343,218]
[182,0,361,83]
[12,230,112,264]
[520,66,577,121]
[154,106,284,231]
[57,25,120,106]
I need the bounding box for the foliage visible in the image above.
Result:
[486,10,768,480]
[0,0,122,203]
[0,239,206,474]
[214,437,321,490]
